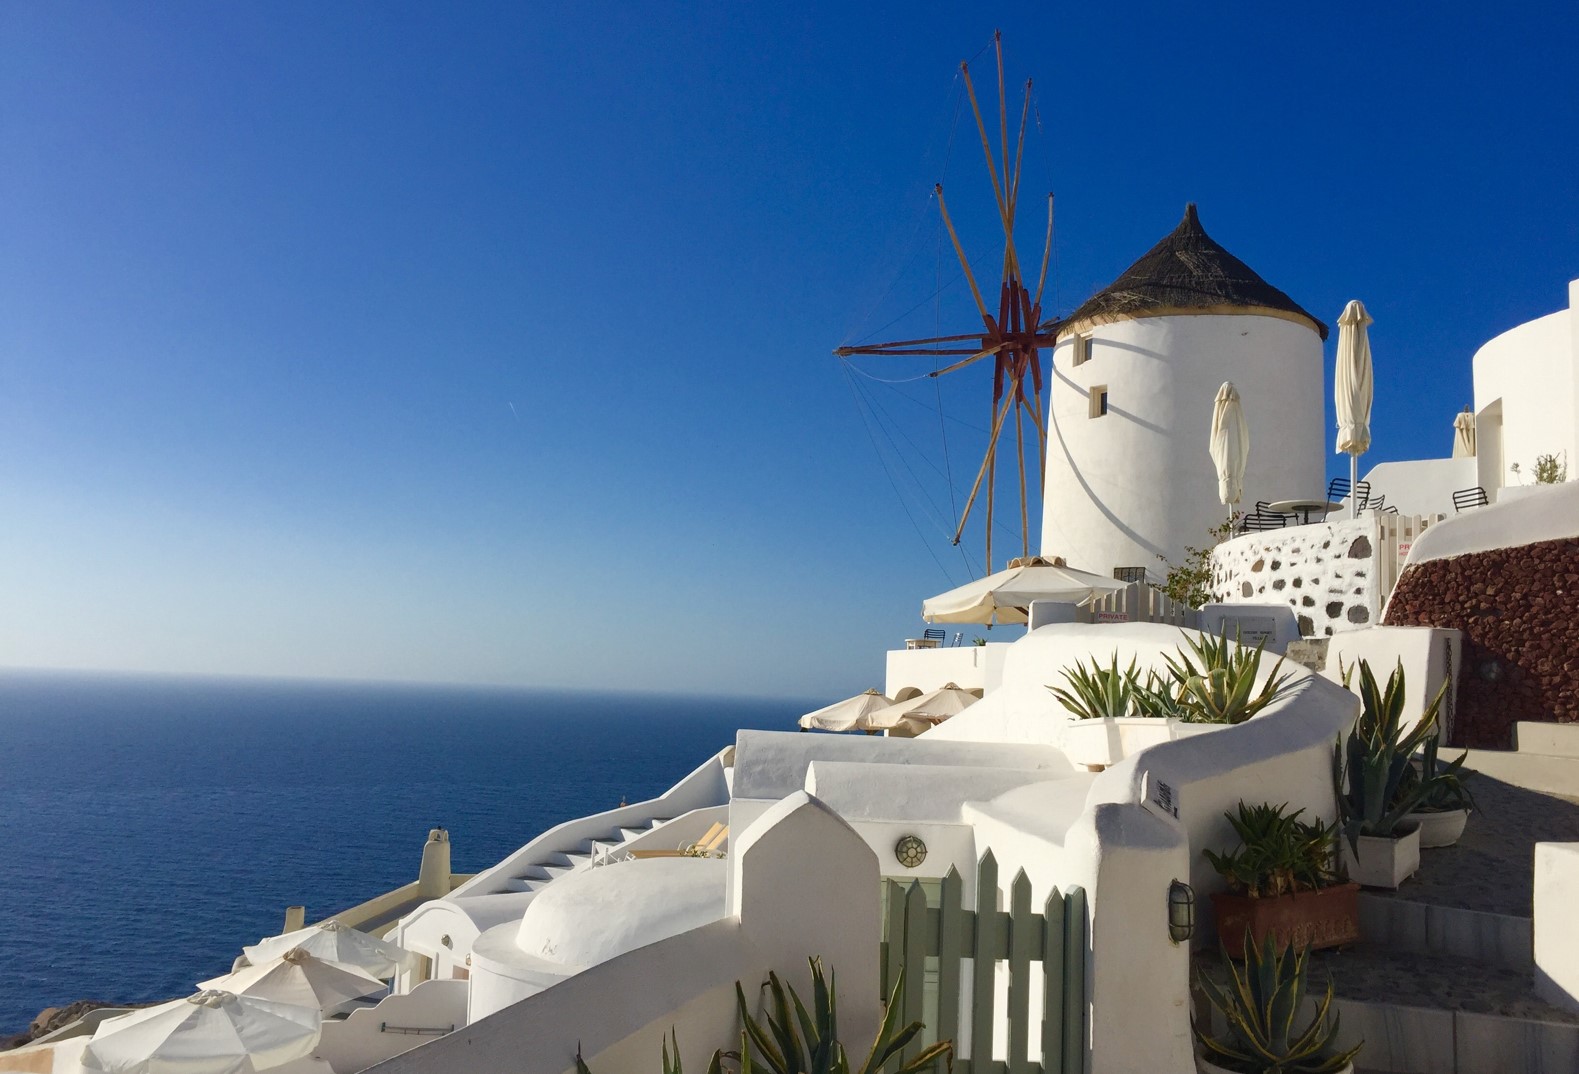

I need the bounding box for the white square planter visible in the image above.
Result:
[1341,824,1422,889]
[1060,717,1173,768]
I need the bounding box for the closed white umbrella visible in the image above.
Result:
[202,948,385,1012]
[1335,300,1375,503]
[239,921,418,979]
[798,689,895,732]
[1453,409,1476,458]
[83,990,319,1074]
[922,557,1126,625]
[1208,382,1250,519]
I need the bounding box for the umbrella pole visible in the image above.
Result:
[1350,453,1359,513]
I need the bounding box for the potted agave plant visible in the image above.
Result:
[1164,628,1298,738]
[1204,802,1359,958]
[1194,933,1362,1074]
[1049,653,1173,769]
[1334,660,1446,889]
[1398,730,1476,848]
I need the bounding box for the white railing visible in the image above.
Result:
[1087,582,1198,627]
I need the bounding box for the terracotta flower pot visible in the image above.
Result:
[1405,807,1469,848]
[1209,883,1361,958]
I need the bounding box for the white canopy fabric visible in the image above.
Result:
[1208,381,1250,510]
[922,559,1127,624]
[203,949,386,1011]
[1335,299,1375,459]
[798,689,894,732]
[864,683,982,731]
[82,990,320,1074]
[1453,410,1477,458]
[241,921,419,978]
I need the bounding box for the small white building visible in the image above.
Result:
[1364,278,1579,514]
[1041,205,1328,579]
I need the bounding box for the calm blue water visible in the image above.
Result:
[0,669,808,1035]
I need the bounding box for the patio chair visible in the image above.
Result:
[923,628,946,643]
[1453,486,1489,512]
[1238,512,1287,532]
[1363,493,1386,511]
[629,822,730,859]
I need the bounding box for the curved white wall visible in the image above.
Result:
[1472,305,1577,491]
[1041,313,1324,577]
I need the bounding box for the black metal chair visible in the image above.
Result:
[1363,493,1386,511]
[922,627,946,643]
[1112,566,1150,584]
[1453,486,1489,512]
[1238,512,1287,532]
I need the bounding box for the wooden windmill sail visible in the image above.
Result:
[835,32,1058,574]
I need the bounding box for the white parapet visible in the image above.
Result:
[1535,842,1579,1012]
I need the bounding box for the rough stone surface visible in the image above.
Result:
[1213,518,1380,638]
[1384,536,1579,747]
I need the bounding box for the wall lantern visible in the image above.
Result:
[1168,880,1195,944]
[894,834,928,868]
[1478,659,1503,683]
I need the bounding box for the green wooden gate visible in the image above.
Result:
[880,851,1087,1074]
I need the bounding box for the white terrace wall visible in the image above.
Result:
[368,793,881,1074]
[315,980,468,1073]
[1210,513,1445,639]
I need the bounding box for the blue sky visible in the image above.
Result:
[2,2,1575,698]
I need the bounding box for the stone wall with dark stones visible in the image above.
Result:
[1210,518,1381,638]
[1383,535,1579,748]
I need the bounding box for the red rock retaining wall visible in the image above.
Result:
[1383,536,1579,748]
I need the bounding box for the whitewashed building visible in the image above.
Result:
[1041,205,1328,579]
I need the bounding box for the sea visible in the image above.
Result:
[0,668,813,1037]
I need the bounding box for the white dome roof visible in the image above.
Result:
[514,858,727,968]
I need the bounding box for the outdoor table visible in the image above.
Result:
[1265,498,1346,524]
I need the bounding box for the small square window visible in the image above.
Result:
[1072,334,1094,366]
[1089,385,1109,418]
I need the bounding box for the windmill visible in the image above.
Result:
[835,32,1058,575]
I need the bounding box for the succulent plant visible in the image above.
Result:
[576,959,951,1074]
[1194,933,1361,1074]
[1048,652,1143,720]
[1334,660,1447,850]
[1395,729,1476,814]
[1165,629,1297,725]
[1203,802,1340,899]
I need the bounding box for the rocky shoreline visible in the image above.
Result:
[2,999,151,1052]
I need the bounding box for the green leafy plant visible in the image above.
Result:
[1048,652,1143,720]
[1396,731,1476,814]
[971,637,988,647]
[1203,802,1340,899]
[1534,451,1568,484]
[1334,660,1446,851]
[1163,629,1297,725]
[1194,933,1361,1074]
[1156,516,1238,609]
[1133,670,1192,721]
[577,960,951,1074]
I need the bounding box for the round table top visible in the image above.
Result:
[1265,498,1346,513]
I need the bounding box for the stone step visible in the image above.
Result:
[1197,945,1579,1074]
[1310,944,1578,1074]
[1359,891,1532,971]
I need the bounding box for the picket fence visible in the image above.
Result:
[880,851,1087,1074]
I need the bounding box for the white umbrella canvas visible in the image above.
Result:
[864,683,982,731]
[922,557,1127,625]
[203,948,386,1012]
[1335,299,1375,502]
[798,689,894,732]
[1208,382,1249,520]
[82,990,320,1074]
[241,921,419,978]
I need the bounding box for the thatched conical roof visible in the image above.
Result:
[1056,204,1328,341]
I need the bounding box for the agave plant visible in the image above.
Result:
[1047,652,1142,720]
[1396,730,1476,814]
[1334,660,1447,851]
[1203,802,1339,899]
[1133,669,1191,721]
[736,959,951,1074]
[577,959,952,1074]
[1194,932,1361,1073]
[1164,629,1296,725]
